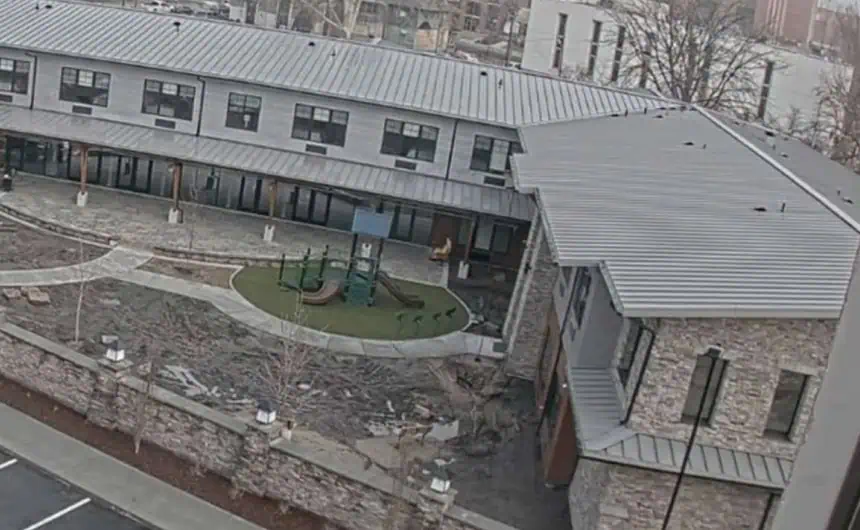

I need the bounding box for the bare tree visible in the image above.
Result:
[73,238,87,345]
[290,0,364,38]
[256,300,320,438]
[132,342,165,454]
[611,0,778,114]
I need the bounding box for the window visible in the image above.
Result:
[681,355,728,423]
[60,67,111,107]
[226,93,262,132]
[571,267,592,327]
[586,20,603,79]
[0,59,29,95]
[142,80,196,121]
[610,26,626,83]
[292,104,349,147]
[617,320,655,387]
[381,119,439,162]
[552,13,568,70]
[470,135,522,174]
[466,1,481,15]
[463,16,479,31]
[764,370,808,438]
[490,224,514,254]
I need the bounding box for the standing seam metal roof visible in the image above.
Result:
[0,0,668,127]
[515,108,860,318]
[0,106,534,220]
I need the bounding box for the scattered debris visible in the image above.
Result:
[25,288,50,306]
[100,334,119,345]
[2,288,21,301]
[427,419,460,443]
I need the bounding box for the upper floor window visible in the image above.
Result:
[764,370,808,438]
[470,135,523,175]
[143,80,196,121]
[381,119,439,162]
[292,104,349,147]
[571,267,592,327]
[226,93,262,132]
[681,354,727,424]
[0,59,29,95]
[617,320,655,387]
[60,67,110,107]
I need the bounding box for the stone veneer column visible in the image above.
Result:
[86,357,134,430]
[232,421,280,497]
[504,224,557,380]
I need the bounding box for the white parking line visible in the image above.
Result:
[0,458,17,470]
[21,497,91,530]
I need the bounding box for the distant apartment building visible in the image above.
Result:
[448,0,529,35]
[522,0,850,125]
[755,0,816,44]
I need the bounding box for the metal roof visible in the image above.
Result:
[515,107,860,319]
[591,433,793,490]
[0,106,533,220]
[567,367,792,490]
[0,0,667,127]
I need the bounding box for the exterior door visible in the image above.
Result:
[430,213,461,248]
[237,175,265,213]
[293,187,331,225]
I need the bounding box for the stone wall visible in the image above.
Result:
[0,202,116,246]
[574,459,776,530]
[0,313,514,530]
[626,318,837,459]
[504,223,557,379]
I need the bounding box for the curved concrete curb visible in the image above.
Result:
[0,247,153,288]
[0,199,118,247]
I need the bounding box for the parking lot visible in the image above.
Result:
[0,449,151,530]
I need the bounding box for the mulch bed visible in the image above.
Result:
[0,376,327,530]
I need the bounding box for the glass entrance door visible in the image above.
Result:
[293,187,331,225]
[116,157,152,193]
[237,175,265,214]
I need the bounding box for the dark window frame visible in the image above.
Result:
[681,355,728,424]
[380,119,439,162]
[618,320,654,387]
[142,79,196,121]
[225,92,262,132]
[291,103,349,147]
[571,267,592,327]
[552,13,569,70]
[60,67,111,107]
[0,58,29,95]
[469,135,523,175]
[764,370,809,438]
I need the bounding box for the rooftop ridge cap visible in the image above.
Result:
[697,104,860,235]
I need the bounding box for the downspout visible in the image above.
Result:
[24,53,37,110]
[622,319,659,424]
[444,118,459,180]
[195,76,207,137]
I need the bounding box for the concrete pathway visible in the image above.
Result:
[122,269,502,359]
[0,402,265,530]
[0,247,153,288]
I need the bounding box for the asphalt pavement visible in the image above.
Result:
[0,448,150,530]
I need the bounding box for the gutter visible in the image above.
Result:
[195,76,207,137]
[23,53,37,110]
[698,105,860,235]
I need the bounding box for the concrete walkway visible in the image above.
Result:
[0,402,265,530]
[0,247,153,288]
[123,269,502,359]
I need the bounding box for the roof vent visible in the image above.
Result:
[780,152,789,158]
[330,51,336,58]
[753,206,768,212]
[838,190,855,204]
[479,70,488,77]
[173,20,181,31]
[497,79,503,88]
[611,113,620,117]
[764,130,776,137]
[308,41,316,47]
[655,114,664,119]
[683,141,694,146]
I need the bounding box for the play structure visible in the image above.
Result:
[277,206,426,309]
[430,237,451,262]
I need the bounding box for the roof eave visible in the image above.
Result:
[619,305,842,320]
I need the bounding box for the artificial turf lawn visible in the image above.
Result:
[232,265,469,339]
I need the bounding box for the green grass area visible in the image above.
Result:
[232,263,469,340]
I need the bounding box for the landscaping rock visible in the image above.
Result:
[2,288,22,301]
[25,288,51,306]
[0,223,17,233]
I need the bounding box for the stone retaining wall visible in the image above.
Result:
[0,309,512,530]
[0,202,117,246]
[153,246,284,267]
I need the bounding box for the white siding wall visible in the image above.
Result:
[0,46,35,109]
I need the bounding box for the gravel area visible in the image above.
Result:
[0,223,108,270]
[4,277,567,528]
[138,258,237,289]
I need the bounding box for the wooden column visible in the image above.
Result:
[463,215,478,262]
[268,179,278,217]
[171,162,182,209]
[79,144,89,194]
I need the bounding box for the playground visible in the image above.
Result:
[231,206,469,340]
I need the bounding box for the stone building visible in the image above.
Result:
[502,107,860,529]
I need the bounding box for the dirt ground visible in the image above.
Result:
[138,258,236,289]
[0,223,108,270]
[4,278,570,528]
[0,377,324,530]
